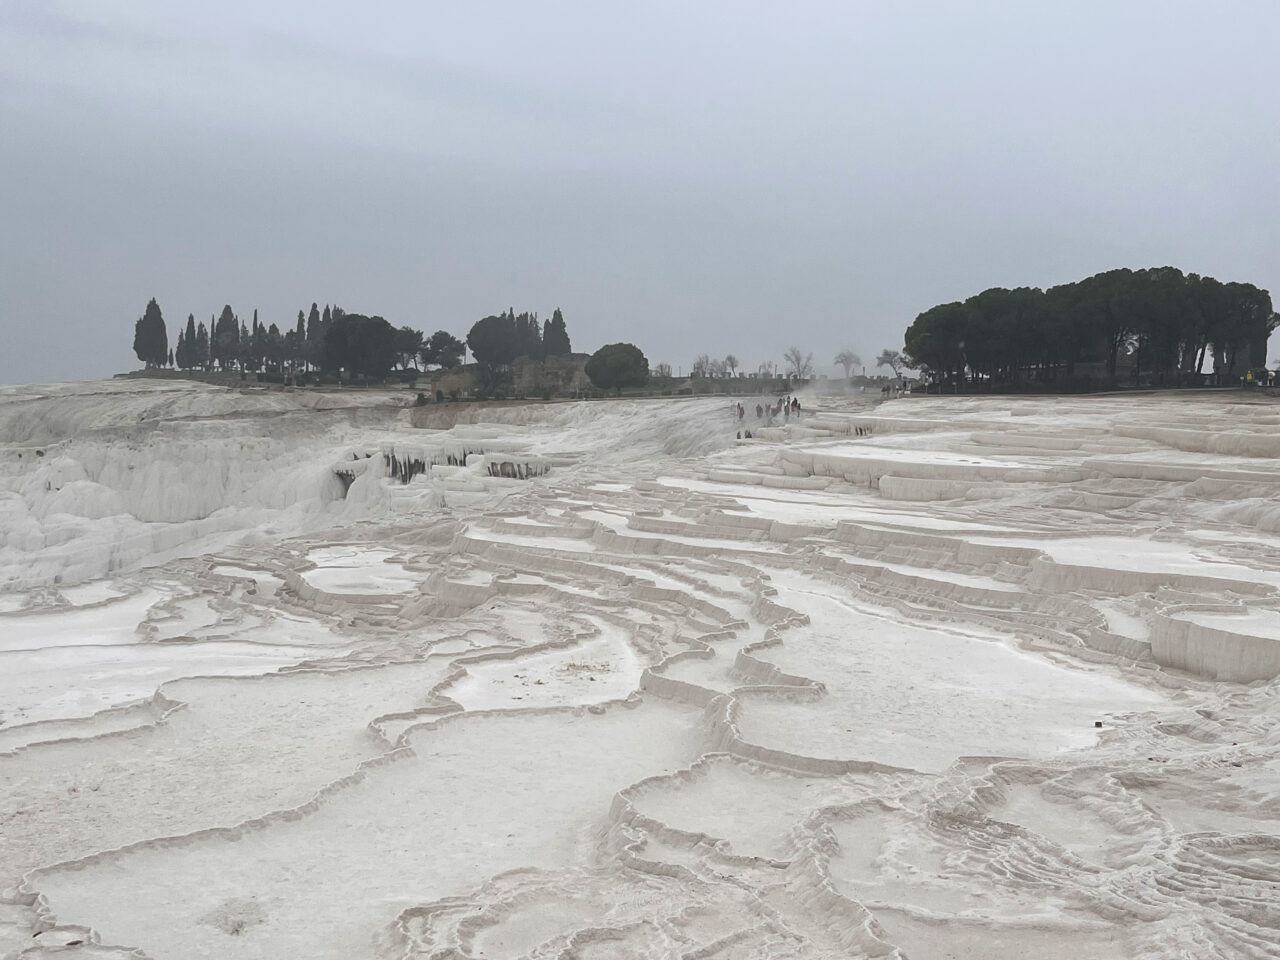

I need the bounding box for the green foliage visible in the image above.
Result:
[264,322,283,372]
[585,342,649,394]
[131,294,411,380]
[195,322,209,369]
[903,267,1277,389]
[213,305,237,342]
[301,303,344,372]
[421,330,465,368]
[245,309,267,372]
[179,314,197,369]
[211,305,239,369]
[468,308,562,369]
[515,310,544,360]
[394,326,424,369]
[467,313,520,367]
[543,308,572,355]
[132,298,168,368]
[134,293,582,387]
[322,314,397,378]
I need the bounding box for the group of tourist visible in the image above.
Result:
[732,397,802,422]
[733,395,804,439]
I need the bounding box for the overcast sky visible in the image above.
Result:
[2,0,1277,384]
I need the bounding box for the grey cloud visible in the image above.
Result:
[1,1,1277,384]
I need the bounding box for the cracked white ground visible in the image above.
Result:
[2,380,1279,959]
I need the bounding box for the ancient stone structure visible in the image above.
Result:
[428,354,591,401]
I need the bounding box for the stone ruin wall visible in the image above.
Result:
[427,354,590,401]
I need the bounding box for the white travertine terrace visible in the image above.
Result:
[2,380,1280,959]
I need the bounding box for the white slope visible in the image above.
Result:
[3,382,1280,960]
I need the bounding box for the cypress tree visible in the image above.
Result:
[213,306,237,369]
[214,306,237,341]
[267,322,282,372]
[543,308,571,355]
[196,321,210,370]
[184,314,197,369]
[132,297,168,368]
[516,311,544,360]
[252,310,266,371]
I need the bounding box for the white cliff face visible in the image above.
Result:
[0,382,389,587]
[2,382,1280,960]
[0,381,741,591]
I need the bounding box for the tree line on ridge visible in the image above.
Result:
[133,301,576,383]
[903,267,1276,390]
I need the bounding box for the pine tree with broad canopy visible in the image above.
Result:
[585,342,649,394]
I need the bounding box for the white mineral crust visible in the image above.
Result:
[2,380,1279,959]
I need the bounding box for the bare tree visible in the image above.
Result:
[690,353,713,377]
[783,346,813,380]
[876,349,906,384]
[724,354,739,376]
[834,349,862,379]
[653,361,673,377]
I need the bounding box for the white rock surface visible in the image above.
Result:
[3,382,1280,960]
